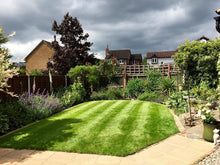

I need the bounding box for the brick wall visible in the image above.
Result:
[25,43,55,74]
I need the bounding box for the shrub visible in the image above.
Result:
[144,70,162,92]
[159,77,176,96]
[138,92,160,102]
[29,69,43,76]
[67,65,100,99]
[126,79,144,98]
[166,91,188,115]
[0,101,34,134]
[19,89,62,120]
[191,81,217,101]
[0,112,9,133]
[91,88,126,100]
[55,82,86,108]
[18,66,26,75]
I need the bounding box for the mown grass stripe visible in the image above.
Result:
[129,102,151,137]
[98,100,137,137]
[52,100,123,150]
[70,100,130,152]
[97,101,144,156]
[157,104,179,135]
[50,101,102,120]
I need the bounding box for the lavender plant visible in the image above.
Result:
[19,89,62,120]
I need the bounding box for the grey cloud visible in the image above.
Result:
[1,0,219,59]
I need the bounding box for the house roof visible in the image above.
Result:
[131,54,142,60]
[196,35,210,41]
[24,40,53,61]
[146,50,177,59]
[106,49,131,59]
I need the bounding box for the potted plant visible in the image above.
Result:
[201,103,220,141]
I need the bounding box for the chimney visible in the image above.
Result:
[54,35,56,41]
[105,45,109,57]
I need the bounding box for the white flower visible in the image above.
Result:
[206,103,211,107]
[206,110,211,113]
[201,115,206,120]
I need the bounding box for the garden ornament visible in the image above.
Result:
[197,109,201,117]
[213,128,220,145]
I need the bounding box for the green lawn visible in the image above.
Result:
[0,100,179,156]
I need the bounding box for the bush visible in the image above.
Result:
[91,88,126,100]
[144,70,162,92]
[29,69,43,76]
[159,77,176,96]
[19,89,62,120]
[126,79,144,98]
[55,82,86,108]
[166,91,188,115]
[138,92,160,102]
[0,112,9,133]
[0,101,34,134]
[191,81,217,101]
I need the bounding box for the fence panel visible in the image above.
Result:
[4,75,71,96]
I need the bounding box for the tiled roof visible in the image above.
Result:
[131,54,142,60]
[106,49,131,59]
[196,35,210,41]
[146,51,177,59]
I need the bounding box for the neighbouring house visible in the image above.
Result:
[146,35,210,66]
[105,45,142,65]
[24,40,55,74]
[146,50,177,66]
[196,35,210,42]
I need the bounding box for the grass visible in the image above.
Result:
[0,100,179,156]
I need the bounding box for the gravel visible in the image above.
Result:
[195,146,220,165]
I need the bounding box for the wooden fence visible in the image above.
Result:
[116,64,180,77]
[4,75,72,96]
[115,64,181,88]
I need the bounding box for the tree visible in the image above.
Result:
[67,65,100,99]
[174,39,220,88]
[0,26,18,91]
[48,13,98,75]
[142,57,147,65]
[67,59,119,99]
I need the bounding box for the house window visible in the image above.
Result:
[151,58,158,64]
[132,60,137,65]
[119,59,124,64]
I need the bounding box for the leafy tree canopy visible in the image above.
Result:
[48,13,98,75]
[174,38,220,88]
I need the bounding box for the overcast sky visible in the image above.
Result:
[1,0,220,61]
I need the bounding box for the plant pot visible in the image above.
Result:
[203,122,220,142]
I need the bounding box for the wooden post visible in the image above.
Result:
[28,75,30,95]
[65,75,67,87]
[123,63,127,89]
[168,63,171,77]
